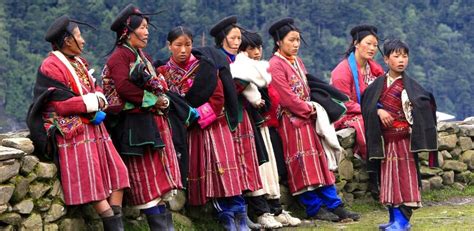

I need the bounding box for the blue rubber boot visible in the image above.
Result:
[385,207,411,231]
[218,211,237,231]
[234,212,250,231]
[379,207,394,230]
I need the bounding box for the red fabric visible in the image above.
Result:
[268,55,313,119]
[233,109,263,192]
[123,115,182,206]
[262,84,280,128]
[379,78,407,127]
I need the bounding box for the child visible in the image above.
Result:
[361,39,438,230]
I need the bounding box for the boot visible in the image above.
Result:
[331,205,360,221]
[385,208,411,231]
[218,211,237,231]
[102,214,124,231]
[234,212,250,231]
[379,207,394,230]
[147,211,175,231]
[313,207,340,222]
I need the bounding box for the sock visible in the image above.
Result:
[142,204,166,215]
[99,208,114,218]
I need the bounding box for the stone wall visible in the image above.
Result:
[0,119,473,230]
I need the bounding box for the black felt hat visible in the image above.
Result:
[350,25,378,39]
[110,4,163,32]
[209,15,238,37]
[268,17,295,36]
[44,15,92,43]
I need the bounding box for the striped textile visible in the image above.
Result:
[123,115,182,206]
[187,115,243,206]
[56,123,130,205]
[278,115,336,194]
[379,129,421,207]
[232,110,263,192]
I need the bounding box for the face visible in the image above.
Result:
[278,31,300,57]
[129,19,149,49]
[384,50,409,75]
[245,46,262,60]
[355,34,378,60]
[222,27,241,55]
[169,35,192,64]
[64,27,85,55]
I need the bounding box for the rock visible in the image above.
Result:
[421,180,430,192]
[342,192,354,204]
[419,166,443,178]
[2,138,34,155]
[343,148,354,159]
[459,124,474,136]
[168,189,186,212]
[420,160,429,166]
[450,147,462,159]
[438,134,458,151]
[13,199,34,214]
[123,206,141,219]
[357,183,369,191]
[0,225,14,231]
[352,190,366,199]
[464,117,474,123]
[187,201,215,220]
[354,170,370,182]
[344,183,358,192]
[336,128,356,149]
[79,204,100,220]
[20,213,42,230]
[429,176,443,189]
[29,182,51,199]
[0,146,25,161]
[278,185,295,207]
[461,150,474,170]
[452,182,465,191]
[44,223,59,231]
[21,155,39,174]
[0,204,8,213]
[441,150,452,159]
[35,198,52,212]
[0,159,21,183]
[335,180,347,192]
[418,152,429,161]
[35,162,57,179]
[59,218,87,231]
[0,213,22,225]
[437,122,460,133]
[172,212,193,227]
[352,157,364,168]
[48,179,62,198]
[458,137,473,151]
[442,171,455,185]
[455,171,473,184]
[44,203,67,222]
[0,184,15,204]
[9,176,29,202]
[438,153,444,167]
[25,172,37,183]
[442,160,468,172]
[338,159,354,180]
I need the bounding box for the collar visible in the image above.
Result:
[221,48,236,62]
[386,72,403,87]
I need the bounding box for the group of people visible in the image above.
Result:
[27,3,438,231]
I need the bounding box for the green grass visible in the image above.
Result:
[422,185,474,202]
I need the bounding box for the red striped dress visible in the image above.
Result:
[158,56,243,205]
[379,78,421,207]
[40,53,130,205]
[269,53,335,194]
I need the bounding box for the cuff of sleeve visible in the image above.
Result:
[83,93,99,113]
[95,92,108,107]
[142,90,159,108]
[242,83,261,107]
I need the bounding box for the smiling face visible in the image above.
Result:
[222,27,241,55]
[278,30,300,57]
[355,34,378,61]
[169,34,193,64]
[63,26,85,55]
[129,18,149,49]
[384,49,409,76]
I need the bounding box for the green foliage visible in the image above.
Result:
[0,0,472,130]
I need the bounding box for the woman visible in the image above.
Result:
[102,4,181,230]
[27,15,129,230]
[330,25,384,161]
[267,18,359,222]
[157,26,246,230]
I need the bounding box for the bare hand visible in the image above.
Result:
[255,99,265,109]
[98,98,106,110]
[307,101,317,115]
[378,109,394,127]
[156,95,170,110]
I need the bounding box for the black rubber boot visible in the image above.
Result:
[102,214,124,231]
[314,207,340,222]
[147,211,175,231]
[331,205,361,221]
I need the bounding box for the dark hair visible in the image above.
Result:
[383,39,409,57]
[344,25,379,57]
[214,24,239,48]
[238,31,262,53]
[167,26,193,43]
[52,23,78,50]
[271,25,301,53]
[115,15,148,45]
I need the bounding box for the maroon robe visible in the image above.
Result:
[40,52,129,205]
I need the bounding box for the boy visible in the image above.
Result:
[361,39,438,230]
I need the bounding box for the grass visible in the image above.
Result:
[123,185,474,230]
